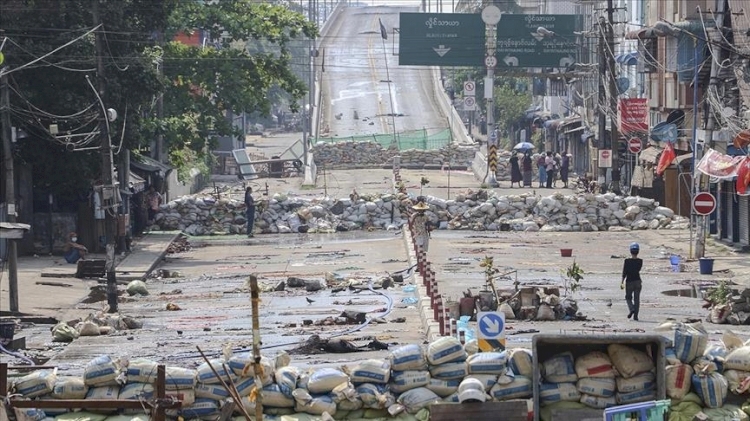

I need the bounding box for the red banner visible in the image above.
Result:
[618,98,649,134]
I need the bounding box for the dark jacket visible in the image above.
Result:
[622,258,643,283]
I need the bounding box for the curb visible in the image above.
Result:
[401,226,442,342]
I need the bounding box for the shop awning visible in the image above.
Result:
[615,51,639,66]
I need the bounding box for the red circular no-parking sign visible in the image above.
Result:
[628,138,642,154]
[693,192,717,215]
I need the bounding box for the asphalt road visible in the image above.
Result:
[319,5,447,138]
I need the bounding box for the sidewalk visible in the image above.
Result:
[3,232,178,319]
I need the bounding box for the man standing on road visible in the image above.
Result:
[411,200,431,252]
[621,242,643,321]
[244,187,256,238]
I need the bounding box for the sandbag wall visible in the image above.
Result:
[6,338,538,421]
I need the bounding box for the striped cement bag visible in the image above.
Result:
[508,348,533,378]
[490,376,532,401]
[539,382,580,406]
[616,388,656,405]
[607,344,654,379]
[691,372,728,408]
[666,363,694,400]
[616,372,655,393]
[674,323,708,364]
[575,351,615,378]
[576,377,615,398]
[580,394,617,409]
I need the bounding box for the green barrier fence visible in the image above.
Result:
[314,128,453,150]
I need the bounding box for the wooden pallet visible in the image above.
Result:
[75,259,106,279]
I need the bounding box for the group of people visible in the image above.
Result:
[509,151,570,189]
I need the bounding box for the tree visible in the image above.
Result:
[493,79,531,140]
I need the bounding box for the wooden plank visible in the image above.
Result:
[430,401,528,421]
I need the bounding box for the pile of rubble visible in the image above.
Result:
[152,190,688,236]
[313,141,478,170]
[493,286,584,322]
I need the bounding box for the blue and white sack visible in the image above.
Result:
[508,348,533,377]
[616,372,655,393]
[577,377,616,398]
[390,344,427,371]
[195,359,233,384]
[164,367,196,391]
[356,383,395,409]
[275,366,301,397]
[616,388,656,405]
[347,359,391,384]
[194,383,230,401]
[14,370,57,398]
[427,336,466,365]
[580,394,617,409]
[674,323,708,364]
[84,356,124,387]
[426,378,460,397]
[490,375,533,400]
[179,398,220,419]
[539,382,580,406]
[692,372,728,408]
[429,361,469,380]
[390,370,430,393]
[542,352,577,383]
[466,351,508,375]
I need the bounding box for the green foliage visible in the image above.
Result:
[493,80,532,136]
[708,280,732,306]
[563,260,585,295]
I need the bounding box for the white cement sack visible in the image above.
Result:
[356,383,395,409]
[84,356,123,387]
[194,383,230,400]
[508,349,533,378]
[429,361,468,380]
[426,378,459,397]
[263,383,295,408]
[195,359,233,385]
[234,376,258,396]
[118,383,153,400]
[306,368,349,394]
[723,369,750,394]
[495,369,515,386]
[576,377,615,398]
[489,376,532,401]
[390,344,427,371]
[463,339,478,356]
[52,377,88,399]
[180,398,220,419]
[14,370,57,398]
[542,352,577,383]
[575,351,615,378]
[164,367,196,390]
[539,382,581,406]
[616,372,655,393]
[274,350,291,369]
[466,351,508,375]
[674,323,708,364]
[723,331,744,351]
[124,359,158,384]
[579,394,617,409]
[348,359,391,384]
[499,302,515,320]
[616,388,656,405]
[331,382,362,411]
[227,353,274,380]
[396,387,441,414]
[466,374,498,391]
[275,366,301,397]
[607,344,654,379]
[13,408,45,421]
[666,364,694,400]
[85,386,120,400]
[724,346,750,371]
[426,337,466,365]
[692,372,728,408]
[390,370,430,393]
[292,389,337,416]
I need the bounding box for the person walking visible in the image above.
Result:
[621,242,643,321]
[509,153,522,188]
[522,152,533,187]
[411,200,431,252]
[146,186,162,225]
[244,186,256,238]
[537,154,547,188]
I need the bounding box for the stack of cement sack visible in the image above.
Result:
[6,339,535,421]
[539,343,657,417]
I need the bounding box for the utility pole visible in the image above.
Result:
[597,16,608,190]
[93,1,119,313]
[606,0,621,195]
[155,30,164,164]
[482,6,501,188]
[1,58,19,313]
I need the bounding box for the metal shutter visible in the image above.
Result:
[741,196,750,245]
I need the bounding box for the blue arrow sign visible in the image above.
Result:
[477,312,505,339]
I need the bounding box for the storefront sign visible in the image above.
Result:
[618,98,648,134]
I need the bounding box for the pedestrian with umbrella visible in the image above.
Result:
[522,151,533,187]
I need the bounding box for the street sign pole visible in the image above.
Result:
[482,6,501,188]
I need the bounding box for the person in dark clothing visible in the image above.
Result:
[621,242,643,321]
[560,153,570,188]
[521,152,533,187]
[244,187,256,238]
[509,154,522,187]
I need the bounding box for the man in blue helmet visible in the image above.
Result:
[621,242,643,320]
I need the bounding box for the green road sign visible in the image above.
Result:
[496,14,582,68]
[398,13,485,66]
